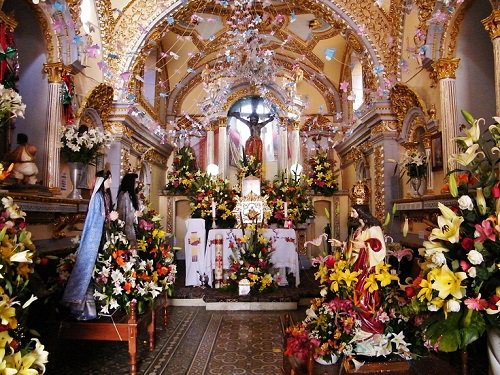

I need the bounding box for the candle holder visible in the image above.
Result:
[212,216,218,229]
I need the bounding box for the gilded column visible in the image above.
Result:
[278,118,288,174]
[43,62,65,193]
[206,123,215,169]
[217,118,227,179]
[482,10,500,116]
[433,58,460,174]
[289,120,301,173]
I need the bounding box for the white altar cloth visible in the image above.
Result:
[184,218,206,286]
[204,228,300,287]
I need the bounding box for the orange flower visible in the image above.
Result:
[123,282,132,292]
[112,250,126,266]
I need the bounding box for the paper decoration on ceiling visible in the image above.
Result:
[324,48,336,61]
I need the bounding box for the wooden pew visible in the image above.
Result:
[57,294,168,375]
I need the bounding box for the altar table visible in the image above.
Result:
[204,228,300,287]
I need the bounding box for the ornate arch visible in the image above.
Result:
[75,83,114,127]
[389,83,425,134]
[102,0,396,93]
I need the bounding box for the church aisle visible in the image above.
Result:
[46,306,304,375]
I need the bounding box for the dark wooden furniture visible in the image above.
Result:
[57,295,168,375]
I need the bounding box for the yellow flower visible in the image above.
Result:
[0,347,17,375]
[476,188,487,215]
[364,273,379,293]
[431,264,467,300]
[375,269,398,287]
[137,239,147,250]
[417,277,434,302]
[5,350,38,375]
[429,203,463,243]
[0,295,17,329]
[339,269,360,288]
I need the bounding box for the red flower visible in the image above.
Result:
[461,237,474,251]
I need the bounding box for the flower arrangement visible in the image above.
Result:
[188,171,238,229]
[60,124,112,164]
[285,233,423,366]
[408,111,500,352]
[262,172,314,226]
[135,206,177,293]
[164,146,198,194]
[400,149,427,180]
[0,196,49,373]
[227,227,277,293]
[237,153,262,180]
[306,150,338,196]
[93,208,176,315]
[0,84,26,126]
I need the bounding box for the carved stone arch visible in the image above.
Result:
[400,107,428,143]
[355,157,369,182]
[22,2,59,63]
[389,83,425,134]
[77,108,104,130]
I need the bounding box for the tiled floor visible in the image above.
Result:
[44,262,488,375]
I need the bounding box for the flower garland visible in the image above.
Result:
[0,196,49,374]
[60,124,112,164]
[227,227,277,294]
[306,150,338,196]
[409,111,500,352]
[164,146,198,194]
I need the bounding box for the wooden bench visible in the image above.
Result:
[57,295,168,375]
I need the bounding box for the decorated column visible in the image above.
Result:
[424,134,433,191]
[42,62,65,193]
[278,118,288,174]
[433,58,460,174]
[289,119,301,171]
[206,123,215,169]
[482,10,500,116]
[217,117,227,179]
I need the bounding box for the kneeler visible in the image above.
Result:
[184,218,206,286]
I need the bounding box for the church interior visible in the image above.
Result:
[0,0,498,374]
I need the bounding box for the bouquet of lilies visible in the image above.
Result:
[0,197,49,373]
[227,226,276,294]
[0,84,26,125]
[164,146,198,194]
[306,150,338,196]
[60,124,112,164]
[408,111,500,352]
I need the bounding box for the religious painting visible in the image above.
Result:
[431,132,443,171]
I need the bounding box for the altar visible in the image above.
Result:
[203,228,300,287]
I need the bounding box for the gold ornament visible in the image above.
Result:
[350,181,370,205]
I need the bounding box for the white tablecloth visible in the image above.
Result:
[204,228,300,287]
[184,218,206,286]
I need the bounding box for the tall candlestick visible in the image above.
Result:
[284,201,288,218]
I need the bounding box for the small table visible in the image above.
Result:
[204,228,300,287]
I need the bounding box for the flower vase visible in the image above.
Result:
[409,176,424,197]
[487,327,500,375]
[67,162,84,199]
[315,353,338,366]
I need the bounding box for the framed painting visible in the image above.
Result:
[431,132,443,171]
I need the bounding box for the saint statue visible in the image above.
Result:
[347,181,386,334]
[117,172,140,246]
[7,133,38,184]
[229,111,274,162]
[62,170,113,320]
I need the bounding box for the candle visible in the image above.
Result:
[284,201,288,218]
[211,199,217,218]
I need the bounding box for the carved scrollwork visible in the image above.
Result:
[389,83,423,130]
[373,145,385,223]
[75,83,114,125]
